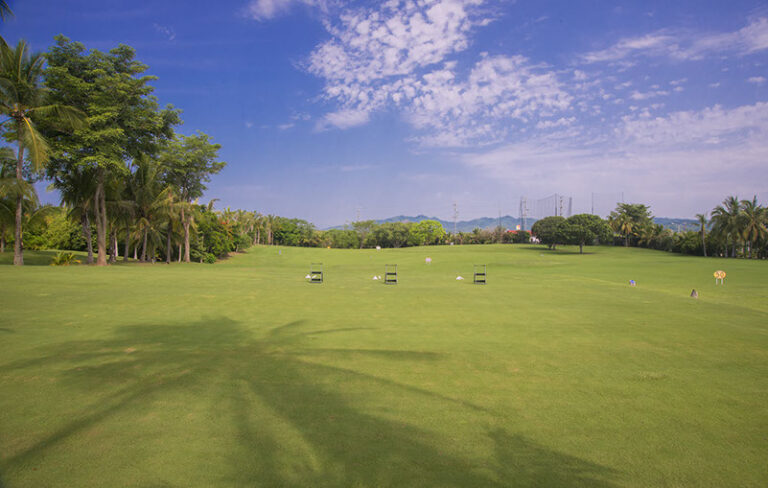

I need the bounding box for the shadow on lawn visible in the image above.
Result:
[0,317,618,487]
[516,245,596,255]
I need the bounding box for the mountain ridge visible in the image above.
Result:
[326,215,698,233]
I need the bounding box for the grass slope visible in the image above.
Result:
[1,245,767,487]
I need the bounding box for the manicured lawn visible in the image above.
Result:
[1,245,767,487]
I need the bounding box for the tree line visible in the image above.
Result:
[0,24,227,265]
[529,199,767,258]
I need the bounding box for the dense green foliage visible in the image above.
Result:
[608,197,768,259]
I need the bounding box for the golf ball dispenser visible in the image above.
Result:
[309,263,323,284]
[473,264,487,285]
[384,264,398,285]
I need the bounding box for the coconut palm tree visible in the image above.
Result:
[711,196,742,258]
[50,167,97,263]
[611,214,634,247]
[128,156,165,262]
[740,197,767,259]
[0,40,83,265]
[0,1,13,47]
[695,213,708,257]
[151,186,182,263]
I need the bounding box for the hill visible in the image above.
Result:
[328,214,699,233]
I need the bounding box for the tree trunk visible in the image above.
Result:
[124,227,130,262]
[624,235,629,247]
[109,229,118,264]
[181,205,191,263]
[13,145,24,266]
[94,169,108,266]
[133,244,138,260]
[141,228,148,262]
[166,227,172,264]
[579,242,584,254]
[82,212,94,264]
[0,226,4,253]
[701,232,707,257]
[178,243,182,262]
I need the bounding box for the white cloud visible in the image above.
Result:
[277,123,295,130]
[460,102,768,211]
[582,17,768,63]
[153,23,176,41]
[304,0,571,146]
[747,76,766,85]
[536,117,576,129]
[618,102,768,147]
[245,0,331,21]
[629,89,669,100]
[320,109,371,129]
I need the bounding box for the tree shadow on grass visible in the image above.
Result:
[1,317,619,487]
[0,250,89,266]
[516,246,596,256]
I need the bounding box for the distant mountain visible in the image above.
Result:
[327,214,700,233]
[328,214,527,232]
[653,217,699,232]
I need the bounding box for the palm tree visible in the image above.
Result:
[695,213,708,257]
[711,196,742,258]
[152,186,181,263]
[740,197,767,259]
[128,157,165,262]
[611,214,634,247]
[50,167,97,263]
[0,40,83,265]
[0,1,13,47]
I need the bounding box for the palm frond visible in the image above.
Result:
[31,103,87,131]
[0,1,13,22]
[0,177,38,201]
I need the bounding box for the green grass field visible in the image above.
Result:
[1,245,767,487]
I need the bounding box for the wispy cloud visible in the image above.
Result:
[244,0,332,21]
[582,17,768,63]
[747,76,766,85]
[318,109,370,130]
[461,102,768,210]
[153,23,176,41]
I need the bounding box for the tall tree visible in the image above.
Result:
[740,197,767,259]
[711,196,742,257]
[51,166,97,263]
[0,1,13,47]
[159,132,225,262]
[0,40,83,265]
[609,203,652,247]
[695,213,708,257]
[43,36,179,265]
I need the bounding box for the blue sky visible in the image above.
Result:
[3,0,768,226]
